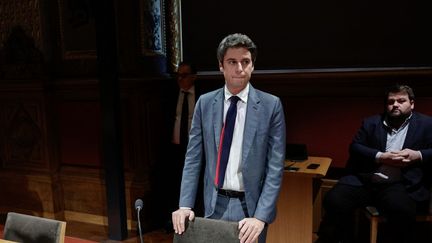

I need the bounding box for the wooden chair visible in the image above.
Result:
[3,212,66,243]
[363,204,432,243]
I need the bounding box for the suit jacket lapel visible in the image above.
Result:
[378,122,387,151]
[242,86,260,164]
[403,113,418,148]
[213,89,224,151]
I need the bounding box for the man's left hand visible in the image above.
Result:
[394,149,422,163]
[238,217,265,243]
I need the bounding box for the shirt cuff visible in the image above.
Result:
[375,152,383,162]
[417,150,423,161]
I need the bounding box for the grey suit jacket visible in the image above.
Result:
[179,84,286,224]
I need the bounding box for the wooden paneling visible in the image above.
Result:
[0,170,60,218]
[0,81,51,171]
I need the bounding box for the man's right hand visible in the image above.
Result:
[172,208,195,234]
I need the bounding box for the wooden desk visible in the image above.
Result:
[267,156,332,243]
[0,240,19,243]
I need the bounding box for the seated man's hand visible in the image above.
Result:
[379,151,408,167]
[379,149,421,167]
[238,217,265,243]
[172,208,195,234]
[398,148,422,163]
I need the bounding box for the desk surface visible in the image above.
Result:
[0,240,18,243]
[285,156,332,177]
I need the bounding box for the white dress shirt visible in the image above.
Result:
[221,83,249,191]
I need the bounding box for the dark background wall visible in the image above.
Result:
[182,0,432,71]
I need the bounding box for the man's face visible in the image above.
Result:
[177,64,196,90]
[386,91,414,118]
[219,47,254,94]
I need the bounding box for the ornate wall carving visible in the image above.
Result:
[0,0,44,78]
[166,0,182,72]
[57,0,97,59]
[1,102,47,170]
[0,0,42,51]
[140,0,166,56]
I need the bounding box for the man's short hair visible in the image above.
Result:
[217,33,257,64]
[385,84,415,101]
[178,61,197,74]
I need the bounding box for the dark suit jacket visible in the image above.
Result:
[163,81,202,144]
[340,112,432,201]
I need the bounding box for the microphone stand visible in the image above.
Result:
[135,199,144,243]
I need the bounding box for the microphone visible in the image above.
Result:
[135,199,144,243]
[135,198,143,210]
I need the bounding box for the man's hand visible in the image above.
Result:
[379,149,421,167]
[238,217,265,243]
[172,208,195,234]
[398,148,422,162]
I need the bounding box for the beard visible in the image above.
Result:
[386,109,411,127]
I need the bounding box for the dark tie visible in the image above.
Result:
[180,91,189,146]
[215,96,240,188]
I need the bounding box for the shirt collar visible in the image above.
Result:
[383,113,412,132]
[224,83,249,103]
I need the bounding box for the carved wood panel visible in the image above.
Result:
[0,101,48,170]
[0,0,42,50]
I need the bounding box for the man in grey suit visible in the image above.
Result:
[172,33,286,243]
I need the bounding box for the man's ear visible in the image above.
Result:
[219,62,224,72]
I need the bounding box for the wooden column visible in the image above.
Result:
[94,0,128,240]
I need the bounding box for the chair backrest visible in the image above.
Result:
[3,212,66,243]
[173,217,241,243]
